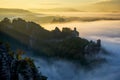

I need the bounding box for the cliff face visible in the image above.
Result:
[0,42,47,80]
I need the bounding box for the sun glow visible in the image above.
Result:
[0,0,119,12]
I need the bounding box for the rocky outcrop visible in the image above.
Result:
[0,42,47,80]
[0,18,102,66]
[84,39,101,55]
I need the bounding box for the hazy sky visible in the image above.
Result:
[0,0,120,12]
[0,0,110,9]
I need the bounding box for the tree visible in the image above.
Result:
[16,49,24,60]
[1,18,11,24]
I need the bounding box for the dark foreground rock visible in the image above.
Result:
[0,42,47,80]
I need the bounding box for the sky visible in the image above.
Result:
[0,0,119,11]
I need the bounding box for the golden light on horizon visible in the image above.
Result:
[0,0,119,12]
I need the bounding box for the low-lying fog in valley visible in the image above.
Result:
[32,20,120,80]
[0,0,120,79]
[0,11,120,23]
[1,10,120,80]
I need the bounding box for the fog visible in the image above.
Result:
[35,12,120,18]
[1,12,120,24]
[0,9,120,80]
[30,20,120,80]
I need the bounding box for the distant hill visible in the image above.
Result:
[30,8,81,12]
[0,8,32,13]
[83,0,120,12]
